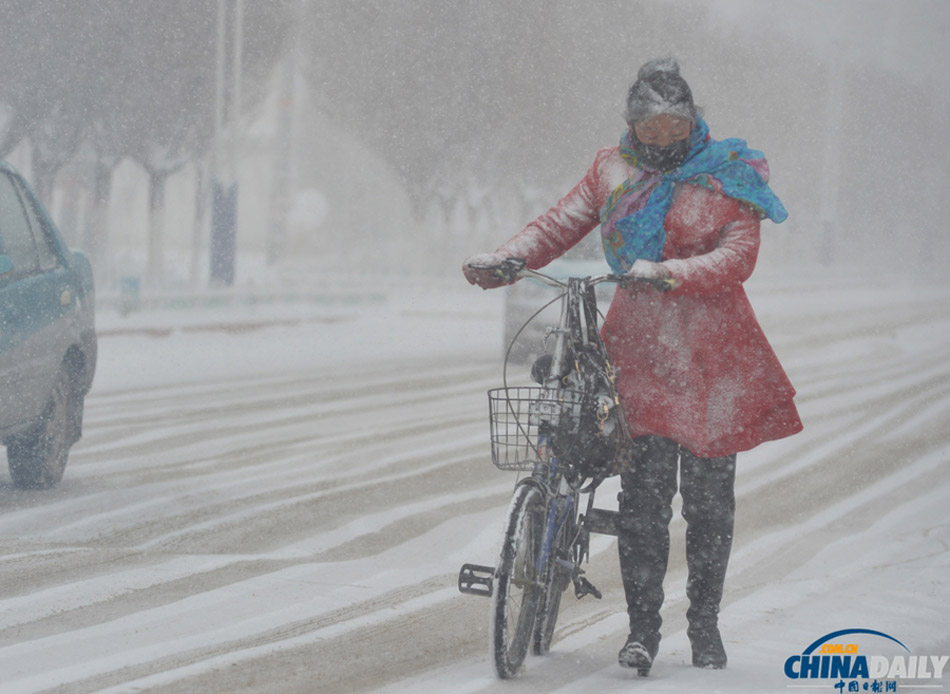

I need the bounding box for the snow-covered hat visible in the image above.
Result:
[624,58,698,125]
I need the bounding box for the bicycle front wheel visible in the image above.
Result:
[491,482,546,679]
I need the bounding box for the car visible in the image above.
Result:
[502,241,616,367]
[0,161,96,488]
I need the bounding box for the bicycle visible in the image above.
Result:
[457,257,674,678]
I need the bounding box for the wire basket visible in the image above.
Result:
[487,386,586,471]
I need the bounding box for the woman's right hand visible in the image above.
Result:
[462,253,514,290]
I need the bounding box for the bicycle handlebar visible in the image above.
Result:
[467,257,677,292]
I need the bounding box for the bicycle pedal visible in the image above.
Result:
[573,575,603,600]
[458,563,494,597]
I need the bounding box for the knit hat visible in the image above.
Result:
[624,58,698,125]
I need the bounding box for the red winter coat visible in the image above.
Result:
[497,146,802,457]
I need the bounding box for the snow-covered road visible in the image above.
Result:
[1,272,948,693]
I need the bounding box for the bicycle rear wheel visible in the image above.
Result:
[533,503,573,655]
[491,482,546,678]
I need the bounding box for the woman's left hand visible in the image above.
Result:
[626,259,672,281]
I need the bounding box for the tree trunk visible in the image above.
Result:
[191,157,209,288]
[83,158,114,287]
[31,159,56,209]
[146,171,167,287]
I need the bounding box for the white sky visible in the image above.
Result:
[704,0,950,87]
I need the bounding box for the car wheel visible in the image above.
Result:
[7,370,73,489]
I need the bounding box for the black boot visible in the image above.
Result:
[617,436,679,675]
[681,450,736,670]
[687,623,727,669]
[618,632,660,676]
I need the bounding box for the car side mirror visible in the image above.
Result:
[0,255,13,277]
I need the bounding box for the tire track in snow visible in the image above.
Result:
[2,282,948,693]
[76,363,496,465]
[115,373,950,692]
[0,356,509,691]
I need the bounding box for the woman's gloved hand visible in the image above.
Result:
[462,253,517,290]
[624,259,677,292]
[626,258,672,281]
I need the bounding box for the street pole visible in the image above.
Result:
[267,0,303,265]
[210,0,242,287]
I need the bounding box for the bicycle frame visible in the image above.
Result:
[520,269,608,387]
[527,434,578,585]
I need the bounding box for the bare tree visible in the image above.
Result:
[0,1,113,200]
[297,0,678,247]
[0,0,292,285]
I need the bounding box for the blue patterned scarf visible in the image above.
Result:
[600,118,788,273]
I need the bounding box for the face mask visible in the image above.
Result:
[631,133,691,172]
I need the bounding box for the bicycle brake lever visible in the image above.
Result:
[498,257,526,282]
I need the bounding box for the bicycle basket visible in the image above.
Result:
[487,386,585,471]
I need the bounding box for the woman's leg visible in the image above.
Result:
[617,435,680,665]
[679,448,736,668]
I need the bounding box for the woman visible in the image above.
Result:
[463,58,802,674]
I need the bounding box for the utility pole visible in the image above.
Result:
[266,0,303,266]
[210,0,243,287]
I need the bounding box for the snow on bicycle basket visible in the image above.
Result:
[488,386,589,471]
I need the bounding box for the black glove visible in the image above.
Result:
[462,254,523,289]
